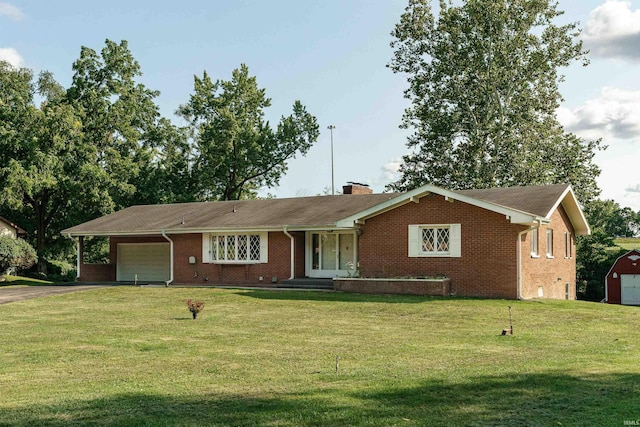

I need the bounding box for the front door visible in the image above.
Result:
[306,232,357,278]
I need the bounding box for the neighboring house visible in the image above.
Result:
[604,249,640,305]
[61,183,590,300]
[0,217,25,239]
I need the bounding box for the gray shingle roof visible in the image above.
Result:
[62,193,399,235]
[456,184,570,218]
[62,183,586,236]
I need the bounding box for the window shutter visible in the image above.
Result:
[202,233,211,263]
[449,224,461,257]
[259,232,269,263]
[408,225,420,257]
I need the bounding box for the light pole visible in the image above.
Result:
[327,125,335,195]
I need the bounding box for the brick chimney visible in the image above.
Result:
[343,182,373,195]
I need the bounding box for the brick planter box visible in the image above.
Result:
[334,277,452,296]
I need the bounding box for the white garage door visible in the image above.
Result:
[117,243,170,282]
[621,275,640,305]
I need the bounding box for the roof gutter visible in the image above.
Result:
[283,226,295,280]
[161,230,174,287]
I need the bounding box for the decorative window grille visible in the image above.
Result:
[409,224,461,258]
[211,234,261,262]
[249,235,260,261]
[237,235,248,260]
[421,226,450,254]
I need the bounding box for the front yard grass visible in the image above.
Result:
[1,287,639,426]
[0,275,52,286]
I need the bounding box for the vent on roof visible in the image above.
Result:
[343,182,373,195]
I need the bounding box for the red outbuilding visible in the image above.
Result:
[605,249,640,305]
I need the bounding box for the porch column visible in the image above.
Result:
[76,236,84,279]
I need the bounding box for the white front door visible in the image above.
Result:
[621,275,640,305]
[306,232,357,278]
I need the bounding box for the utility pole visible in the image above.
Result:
[327,125,336,195]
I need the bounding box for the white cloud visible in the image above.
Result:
[627,184,640,194]
[381,157,402,181]
[558,87,640,141]
[0,2,23,21]
[583,1,640,60]
[0,47,23,67]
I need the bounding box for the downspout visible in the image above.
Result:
[517,222,540,300]
[161,230,174,287]
[283,226,295,280]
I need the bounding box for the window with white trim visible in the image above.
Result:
[408,224,461,257]
[203,232,268,263]
[546,229,554,258]
[564,232,572,259]
[530,229,539,257]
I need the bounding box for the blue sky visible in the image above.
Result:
[2,1,640,210]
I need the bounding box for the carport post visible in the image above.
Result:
[66,234,82,279]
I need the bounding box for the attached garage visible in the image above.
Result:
[116,243,171,283]
[605,249,640,305]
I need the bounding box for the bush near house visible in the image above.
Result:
[0,236,37,276]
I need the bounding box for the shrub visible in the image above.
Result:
[0,236,37,275]
[46,259,77,283]
[186,299,205,319]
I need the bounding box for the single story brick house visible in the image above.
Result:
[0,217,25,239]
[62,182,589,299]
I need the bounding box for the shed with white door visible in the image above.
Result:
[605,249,640,305]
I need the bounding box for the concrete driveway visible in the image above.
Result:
[0,285,107,304]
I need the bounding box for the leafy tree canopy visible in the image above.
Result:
[584,199,639,238]
[178,64,319,200]
[388,0,603,204]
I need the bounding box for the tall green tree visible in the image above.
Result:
[178,64,319,200]
[66,39,162,209]
[132,118,197,205]
[0,61,112,272]
[388,0,603,203]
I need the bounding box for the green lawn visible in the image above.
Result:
[0,275,52,286]
[1,287,639,426]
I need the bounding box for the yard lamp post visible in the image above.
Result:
[327,125,336,195]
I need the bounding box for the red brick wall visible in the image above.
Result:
[171,232,292,285]
[358,194,525,299]
[520,205,576,300]
[293,231,306,278]
[335,278,451,296]
[79,232,295,286]
[80,264,116,282]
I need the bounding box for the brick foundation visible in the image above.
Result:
[334,278,452,296]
